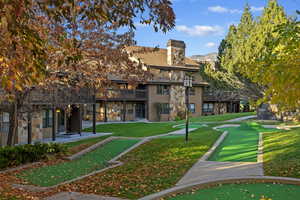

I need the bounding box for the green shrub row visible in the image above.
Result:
[0,143,67,169]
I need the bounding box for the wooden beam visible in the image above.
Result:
[123,101,126,122]
[104,101,108,122]
[79,105,82,136]
[27,112,32,144]
[52,108,56,141]
[93,103,96,134]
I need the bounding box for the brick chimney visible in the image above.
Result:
[167,39,186,66]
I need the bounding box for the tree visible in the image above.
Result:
[238,0,289,79]
[217,0,299,115]
[251,16,300,111]
[0,0,175,145]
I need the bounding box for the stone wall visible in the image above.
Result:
[169,85,186,120]
[17,111,50,144]
[213,103,228,115]
[148,84,203,121]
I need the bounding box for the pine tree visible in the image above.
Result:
[220,24,237,73]
[240,0,288,80]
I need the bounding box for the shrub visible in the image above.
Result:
[0,143,67,170]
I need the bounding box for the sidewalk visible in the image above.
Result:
[42,132,112,144]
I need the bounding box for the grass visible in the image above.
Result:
[190,112,255,123]
[175,123,206,129]
[19,139,139,187]
[82,112,255,138]
[64,135,110,155]
[60,126,222,199]
[166,183,300,200]
[209,123,278,162]
[263,128,300,178]
[84,122,179,137]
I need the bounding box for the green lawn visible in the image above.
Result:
[209,123,278,162]
[84,122,179,137]
[82,113,255,138]
[190,112,255,123]
[166,183,300,200]
[19,139,139,187]
[61,126,222,199]
[263,128,300,178]
[175,123,206,129]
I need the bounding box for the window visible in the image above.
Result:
[159,103,170,114]
[189,88,195,96]
[157,85,170,95]
[43,110,53,128]
[0,112,9,133]
[189,103,196,113]
[203,103,214,113]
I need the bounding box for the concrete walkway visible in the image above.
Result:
[176,123,263,186]
[225,115,257,122]
[42,132,112,144]
[45,192,127,200]
[177,161,263,186]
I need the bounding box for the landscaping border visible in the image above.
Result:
[13,128,201,192]
[139,176,300,200]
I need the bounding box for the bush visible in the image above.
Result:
[0,143,67,170]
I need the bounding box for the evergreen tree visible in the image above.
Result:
[220,25,237,73]
[240,0,288,79]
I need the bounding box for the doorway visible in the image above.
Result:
[135,103,146,119]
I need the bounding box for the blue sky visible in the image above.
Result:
[133,0,299,56]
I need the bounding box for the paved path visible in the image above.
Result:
[42,132,112,144]
[177,123,263,186]
[225,115,257,122]
[177,160,263,186]
[45,192,127,200]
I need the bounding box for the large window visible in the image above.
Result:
[189,103,196,113]
[157,85,170,95]
[159,103,170,114]
[0,112,9,133]
[203,103,214,113]
[42,110,53,128]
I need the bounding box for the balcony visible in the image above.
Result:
[96,89,147,101]
[28,88,95,104]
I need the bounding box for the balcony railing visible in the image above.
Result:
[97,89,147,101]
[28,88,94,104]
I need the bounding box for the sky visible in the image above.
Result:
[133,0,299,56]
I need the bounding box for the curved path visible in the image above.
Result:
[140,123,299,200]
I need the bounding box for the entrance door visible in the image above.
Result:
[135,103,145,119]
[66,106,81,133]
[57,110,65,132]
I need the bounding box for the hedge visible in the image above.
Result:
[0,143,66,169]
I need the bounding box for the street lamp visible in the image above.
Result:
[184,76,193,142]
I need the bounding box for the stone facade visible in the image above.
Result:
[169,85,186,120]
[17,112,46,144]
[167,40,186,66]
[214,103,228,115]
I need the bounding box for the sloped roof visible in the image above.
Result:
[125,46,199,69]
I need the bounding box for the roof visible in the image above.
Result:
[125,46,199,70]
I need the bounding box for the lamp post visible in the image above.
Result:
[184,76,193,142]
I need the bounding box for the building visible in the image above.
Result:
[83,39,208,122]
[0,88,94,146]
[202,89,242,116]
[0,39,207,146]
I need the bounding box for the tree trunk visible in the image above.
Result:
[7,102,18,146]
